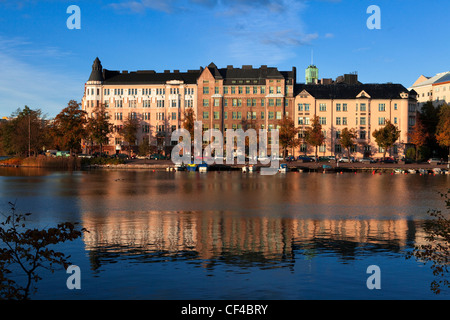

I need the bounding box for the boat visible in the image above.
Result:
[432,168,442,174]
[175,164,186,171]
[198,163,208,173]
[278,163,288,173]
[394,169,404,174]
[322,164,334,173]
[407,169,417,174]
[186,164,198,172]
[242,166,248,173]
[418,168,428,175]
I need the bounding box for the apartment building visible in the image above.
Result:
[82,58,200,155]
[82,58,417,158]
[196,63,296,132]
[409,71,450,109]
[294,79,418,158]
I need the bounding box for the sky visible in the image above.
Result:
[0,0,449,118]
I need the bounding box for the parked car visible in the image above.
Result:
[297,155,313,162]
[380,157,396,163]
[149,153,166,160]
[285,155,296,162]
[359,157,375,164]
[427,158,442,165]
[319,156,331,162]
[77,153,93,159]
[112,153,129,160]
[338,156,355,163]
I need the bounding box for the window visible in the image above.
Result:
[336,130,341,139]
[215,87,219,94]
[269,99,274,107]
[276,99,281,107]
[214,99,220,107]
[261,86,265,94]
[224,87,228,94]
[298,103,303,111]
[319,103,327,111]
[335,144,342,153]
[246,87,250,94]
[360,117,366,125]
[342,117,347,125]
[269,112,274,120]
[276,112,282,120]
[378,117,385,125]
[394,103,398,110]
[203,111,209,119]
[277,87,281,94]
[224,112,228,120]
[360,103,366,112]
[237,112,242,120]
[203,99,209,107]
[336,117,341,125]
[261,112,265,120]
[409,116,415,126]
[172,112,177,120]
[238,87,243,94]
[342,103,347,112]
[304,104,310,111]
[378,103,386,112]
[360,130,366,140]
[214,111,219,120]
[232,112,237,119]
[253,87,258,94]
[336,103,341,112]
[237,99,242,107]
[394,117,398,124]
[203,87,209,94]
[320,117,326,125]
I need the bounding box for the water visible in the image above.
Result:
[0,167,449,300]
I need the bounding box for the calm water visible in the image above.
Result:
[0,167,449,300]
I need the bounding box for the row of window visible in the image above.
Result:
[87,88,197,97]
[112,112,180,121]
[203,86,288,95]
[310,103,399,112]
[203,98,287,107]
[201,111,284,120]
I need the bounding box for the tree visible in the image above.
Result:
[436,103,450,162]
[120,115,139,156]
[408,115,429,160]
[278,117,300,157]
[0,106,51,157]
[182,108,196,138]
[407,189,450,294]
[304,116,324,161]
[419,101,441,158]
[0,201,87,299]
[85,103,112,155]
[340,128,357,160]
[52,100,87,156]
[372,119,400,159]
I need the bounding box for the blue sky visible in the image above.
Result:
[0,0,449,117]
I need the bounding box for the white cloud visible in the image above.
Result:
[0,35,84,118]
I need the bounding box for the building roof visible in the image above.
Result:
[410,71,450,88]
[102,69,202,85]
[205,63,295,85]
[294,83,413,100]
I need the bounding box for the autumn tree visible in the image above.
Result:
[0,106,51,157]
[120,115,140,156]
[182,108,196,138]
[407,189,450,294]
[304,116,324,161]
[408,115,429,160]
[52,100,87,156]
[340,128,357,160]
[436,103,450,162]
[278,117,300,157]
[85,103,113,155]
[0,201,87,299]
[372,119,401,159]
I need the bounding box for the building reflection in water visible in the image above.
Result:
[77,170,445,272]
[81,210,424,271]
